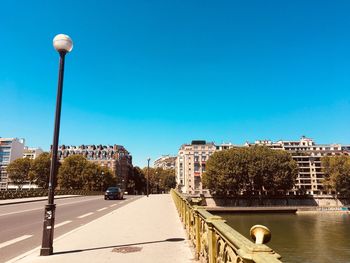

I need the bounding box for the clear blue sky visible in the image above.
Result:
[1,0,350,167]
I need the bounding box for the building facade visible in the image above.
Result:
[23,147,43,159]
[175,140,238,195]
[56,144,133,185]
[245,136,349,195]
[0,138,25,190]
[154,155,176,170]
[176,137,350,195]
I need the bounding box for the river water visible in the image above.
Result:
[219,212,350,263]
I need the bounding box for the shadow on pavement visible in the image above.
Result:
[53,238,185,255]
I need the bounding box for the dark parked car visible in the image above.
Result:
[104,187,124,200]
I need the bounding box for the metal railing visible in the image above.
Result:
[171,189,282,263]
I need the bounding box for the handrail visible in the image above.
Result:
[171,189,282,263]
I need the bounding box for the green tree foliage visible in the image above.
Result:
[29,152,51,188]
[101,166,115,191]
[58,155,115,191]
[202,148,248,196]
[81,161,101,191]
[6,158,32,189]
[160,168,176,192]
[247,146,298,194]
[202,146,298,197]
[58,155,88,189]
[322,155,350,197]
[82,162,115,191]
[128,166,146,194]
[141,167,176,194]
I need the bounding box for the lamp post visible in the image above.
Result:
[40,34,73,256]
[101,171,104,192]
[146,158,150,197]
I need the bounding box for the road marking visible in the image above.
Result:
[97,207,107,211]
[77,212,94,219]
[0,235,33,249]
[4,196,141,263]
[55,220,72,228]
[109,204,117,207]
[0,196,103,217]
[0,207,43,217]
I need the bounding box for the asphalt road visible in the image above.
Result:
[0,195,141,263]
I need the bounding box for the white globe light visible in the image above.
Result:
[53,34,73,53]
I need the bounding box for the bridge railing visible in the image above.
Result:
[171,189,282,263]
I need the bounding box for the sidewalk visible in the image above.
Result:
[8,194,197,263]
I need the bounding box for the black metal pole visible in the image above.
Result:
[101,172,104,192]
[146,158,150,197]
[40,51,66,256]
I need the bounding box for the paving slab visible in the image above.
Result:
[7,194,197,263]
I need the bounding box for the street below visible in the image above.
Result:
[0,195,141,263]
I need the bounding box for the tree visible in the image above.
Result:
[81,161,101,191]
[159,168,176,192]
[129,166,146,194]
[247,146,298,194]
[202,146,298,197]
[202,148,249,197]
[140,167,176,194]
[58,155,88,189]
[6,158,32,189]
[58,155,115,191]
[142,167,157,194]
[322,155,350,197]
[162,171,176,192]
[29,152,51,189]
[100,166,115,191]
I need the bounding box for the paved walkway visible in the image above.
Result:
[7,194,197,263]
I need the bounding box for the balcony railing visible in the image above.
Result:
[171,189,282,263]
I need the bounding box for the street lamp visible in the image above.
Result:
[101,171,104,192]
[40,34,73,256]
[147,158,150,197]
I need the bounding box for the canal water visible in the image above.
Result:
[219,212,350,263]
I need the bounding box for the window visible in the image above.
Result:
[194,164,200,172]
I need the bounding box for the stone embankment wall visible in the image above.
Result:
[204,195,350,207]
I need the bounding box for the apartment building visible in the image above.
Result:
[154,155,176,170]
[176,137,350,195]
[245,136,349,195]
[23,147,44,159]
[175,140,238,194]
[0,138,25,190]
[56,144,133,184]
